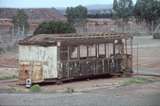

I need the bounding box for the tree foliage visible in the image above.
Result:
[113,0,134,22]
[87,13,112,18]
[65,5,88,25]
[113,0,119,12]
[134,0,160,27]
[33,21,76,35]
[12,9,29,36]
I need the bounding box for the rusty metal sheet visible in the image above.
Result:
[19,63,30,83]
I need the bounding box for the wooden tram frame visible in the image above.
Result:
[18,33,133,84]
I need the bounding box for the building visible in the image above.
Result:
[18,33,133,84]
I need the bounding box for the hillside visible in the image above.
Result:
[0,8,66,23]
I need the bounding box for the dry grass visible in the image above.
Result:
[0,68,18,80]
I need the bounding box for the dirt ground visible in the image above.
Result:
[0,51,18,68]
[132,36,160,75]
[0,77,160,106]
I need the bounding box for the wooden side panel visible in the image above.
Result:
[80,61,94,76]
[60,58,112,79]
[95,60,103,74]
[61,63,68,78]
[69,62,80,77]
[32,64,43,81]
[127,55,132,72]
[104,59,109,73]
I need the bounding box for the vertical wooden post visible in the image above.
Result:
[78,46,80,59]
[108,44,110,58]
[67,46,70,61]
[87,45,89,58]
[57,42,61,79]
[102,59,105,73]
[125,39,128,71]
[130,37,133,72]
[125,39,128,54]
[102,44,106,73]
[97,44,99,58]
[105,43,107,58]
[67,46,70,78]
[95,44,97,58]
[95,44,98,74]
[136,42,139,73]
[78,45,81,76]
[113,41,115,56]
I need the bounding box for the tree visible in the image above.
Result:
[113,0,118,13]
[65,5,88,32]
[87,13,112,18]
[112,0,134,32]
[113,0,134,22]
[33,21,76,35]
[12,9,29,36]
[134,0,160,32]
[66,5,87,24]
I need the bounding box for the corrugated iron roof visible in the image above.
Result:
[19,33,132,46]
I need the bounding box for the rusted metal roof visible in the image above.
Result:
[19,33,132,46]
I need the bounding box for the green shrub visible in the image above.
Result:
[33,21,76,35]
[30,84,41,93]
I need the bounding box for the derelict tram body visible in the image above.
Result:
[18,33,133,84]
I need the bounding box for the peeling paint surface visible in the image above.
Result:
[19,45,57,80]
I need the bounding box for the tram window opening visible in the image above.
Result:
[70,46,78,59]
[99,44,105,57]
[80,45,87,59]
[88,44,96,57]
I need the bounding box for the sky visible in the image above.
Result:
[0,0,136,8]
